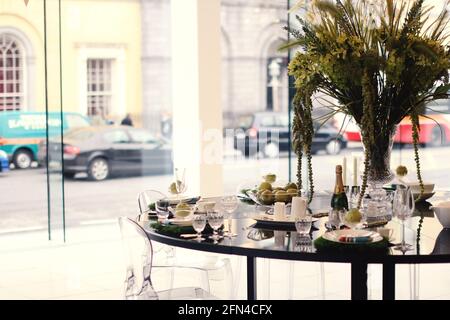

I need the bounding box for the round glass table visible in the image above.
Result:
[141,191,450,300]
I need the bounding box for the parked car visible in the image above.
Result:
[233,112,347,158]
[39,126,173,181]
[344,99,450,147]
[0,111,90,169]
[0,150,9,173]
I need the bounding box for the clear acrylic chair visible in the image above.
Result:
[137,190,175,265]
[118,217,216,300]
[137,190,234,299]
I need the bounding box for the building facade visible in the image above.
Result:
[0,0,142,125]
[1,0,288,132]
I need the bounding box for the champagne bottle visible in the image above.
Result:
[331,165,349,210]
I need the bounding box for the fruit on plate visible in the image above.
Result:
[286,188,298,195]
[345,208,362,223]
[273,187,285,192]
[285,182,298,190]
[259,182,272,192]
[275,190,289,202]
[396,165,408,177]
[169,182,178,194]
[175,202,192,218]
[263,173,277,183]
[259,190,275,205]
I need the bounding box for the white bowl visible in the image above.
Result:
[406,182,435,194]
[196,201,216,213]
[431,202,450,228]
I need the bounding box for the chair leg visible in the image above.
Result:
[319,263,326,299]
[262,259,271,299]
[288,261,294,299]
[200,270,211,293]
[220,258,234,299]
[409,264,420,300]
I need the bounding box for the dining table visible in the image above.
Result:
[140,191,450,300]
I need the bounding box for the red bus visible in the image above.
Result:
[343,100,450,147]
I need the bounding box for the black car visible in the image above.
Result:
[233,112,347,158]
[39,126,173,181]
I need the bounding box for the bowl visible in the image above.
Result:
[196,200,216,213]
[406,182,435,194]
[168,205,194,220]
[431,201,450,229]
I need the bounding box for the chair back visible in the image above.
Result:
[118,217,157,299]
[137,190,167,215]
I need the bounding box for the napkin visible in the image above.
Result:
[338,235,372,243]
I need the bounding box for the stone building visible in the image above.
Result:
[140,0,290,132]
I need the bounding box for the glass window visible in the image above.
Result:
[128,129,157,144]
[103,129,129,143]
[87,59,112,118]
[65,114,90,129]
[236,115,254,129]
[0,34,23,111]
[65,128,94,141]
[260,115,276,127]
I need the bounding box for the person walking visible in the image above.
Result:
[121,113,133,126]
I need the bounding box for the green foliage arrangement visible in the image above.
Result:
[285,0,450,222]
[314,236,390,253]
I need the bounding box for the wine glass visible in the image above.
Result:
[327,208,343,230]
[393,185,414,252]
[220,195,238,238]
[192,214,207,241]
[174,168,187,199]
[207,210,224,242]
[295,214,312,236]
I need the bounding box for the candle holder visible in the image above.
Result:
[350,186,360,209]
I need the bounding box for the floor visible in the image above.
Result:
[0,222,449,300]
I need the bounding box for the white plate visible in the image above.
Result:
[168,218,193,227]
[413,192,435,201]
[322,229,383,244]
[254,214,318,224]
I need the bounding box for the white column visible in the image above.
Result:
[171,0,224,197]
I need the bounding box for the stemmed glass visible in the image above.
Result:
[220,195,238,238]
[192,214,207,241]
[174,168,187,199]
[393,185,415,252]
[207,210,224,242]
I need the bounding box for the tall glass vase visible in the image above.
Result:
[360,126,397,223]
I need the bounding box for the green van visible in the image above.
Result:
[0,112,90,169]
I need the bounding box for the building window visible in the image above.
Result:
[87,59,112,118]
[0,34,23,111]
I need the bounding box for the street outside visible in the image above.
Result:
[1,143,450,233]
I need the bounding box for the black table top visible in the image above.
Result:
[141,191,450,264]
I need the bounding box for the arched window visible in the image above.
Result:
[0,34,23,111]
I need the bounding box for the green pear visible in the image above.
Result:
[259,190,274,205]
[259,182,272,191]
[275,190,289,203]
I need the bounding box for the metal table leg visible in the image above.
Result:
[351,262,368,300]
[247,256,257,300]
[383,262,395,300]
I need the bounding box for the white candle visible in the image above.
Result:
[274,202,286,220]
[274,231,286,248]
[353,156,358,186]
[342,157,347,186]
[291,196,307,219]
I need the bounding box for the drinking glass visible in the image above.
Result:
[192,214,207,241]
[174,168,187,198]
[207,210,224,241]
[393,185,414,252]
[295,215,312,236]
[220,195,238,238]
[327,208,343,230]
